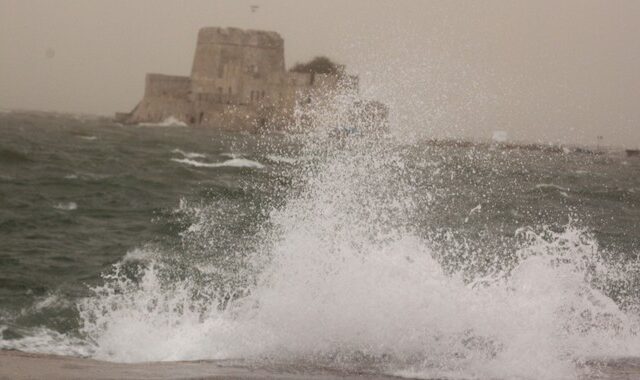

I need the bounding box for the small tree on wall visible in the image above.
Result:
[289,56,340,74]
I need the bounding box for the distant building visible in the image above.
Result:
[116,27,387,132]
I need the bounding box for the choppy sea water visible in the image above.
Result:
[1,111,640,379]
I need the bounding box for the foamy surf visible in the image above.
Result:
[0,326,90,357]
[171,157,264,169]
[79,209,640,379]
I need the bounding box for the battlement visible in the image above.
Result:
[196,27,283,49]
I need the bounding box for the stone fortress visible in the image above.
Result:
[116,27,387,132]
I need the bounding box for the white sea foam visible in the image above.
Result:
[80,216,640,379]
[122,247,156,263]
[171,149,206,159]
[138,116,188,127]
[79,136,97,141]
[171,157,264,169]
[53,202,77,211]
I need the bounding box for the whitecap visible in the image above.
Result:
[79,136,97,141]
[138,116,188,127]
[171,149,206,159]
[53,202,77,211]
[171,158,264,169]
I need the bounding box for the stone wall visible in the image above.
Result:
[144,74,191,98]
[128,74,193,124]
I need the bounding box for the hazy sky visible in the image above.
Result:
[1,0,639,147]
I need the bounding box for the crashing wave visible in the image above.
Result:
[76,131,640,380]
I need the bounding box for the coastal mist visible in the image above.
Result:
[2,79,640,380]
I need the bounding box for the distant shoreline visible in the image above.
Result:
[1,108,111,122]
[0,108,634,153]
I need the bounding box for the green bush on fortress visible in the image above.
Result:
[289,56,340,75]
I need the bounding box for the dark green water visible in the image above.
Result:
[0,112,288,339]
[1,111,640,377]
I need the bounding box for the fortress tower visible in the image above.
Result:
[118,26,386,132]
[190,27,286,105]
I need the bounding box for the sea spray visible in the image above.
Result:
[78,82,639,379]
[2,109,637,379]
[77,125,640,379]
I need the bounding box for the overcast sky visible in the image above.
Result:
[1,0,639,147]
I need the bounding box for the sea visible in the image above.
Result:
[1,110,640,379]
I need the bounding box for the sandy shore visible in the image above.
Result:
[2,350,640,379]
[0,350,407,380]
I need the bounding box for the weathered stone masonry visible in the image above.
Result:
[117,27,385,132]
